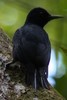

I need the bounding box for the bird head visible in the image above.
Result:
[25,7,63,27]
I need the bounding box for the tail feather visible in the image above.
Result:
[25,63,35,86]
[39,67,50,89]
[25,65,41,89]
[34,69,37,89]
[34,69,42,89]
[25,64,49,89]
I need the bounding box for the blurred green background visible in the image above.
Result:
[0,0,67,99]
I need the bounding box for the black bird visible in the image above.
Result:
[6,7,62,89]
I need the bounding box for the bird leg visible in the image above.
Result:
[5,60,20,70]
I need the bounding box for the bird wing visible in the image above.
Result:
[13,24,51,64]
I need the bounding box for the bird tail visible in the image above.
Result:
[39,67,49,89]
[25,64,41,89]
[25,63,35,87]
[25,64,49,89]
[33,67,49,89]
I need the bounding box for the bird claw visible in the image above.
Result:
[5,60,18,70]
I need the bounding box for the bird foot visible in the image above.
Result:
[6,60,20,70]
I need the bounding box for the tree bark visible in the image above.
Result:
[0,28,65,100]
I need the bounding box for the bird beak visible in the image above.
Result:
[51,15,63,20]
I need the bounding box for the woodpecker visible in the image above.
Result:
[6,7,62,89]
